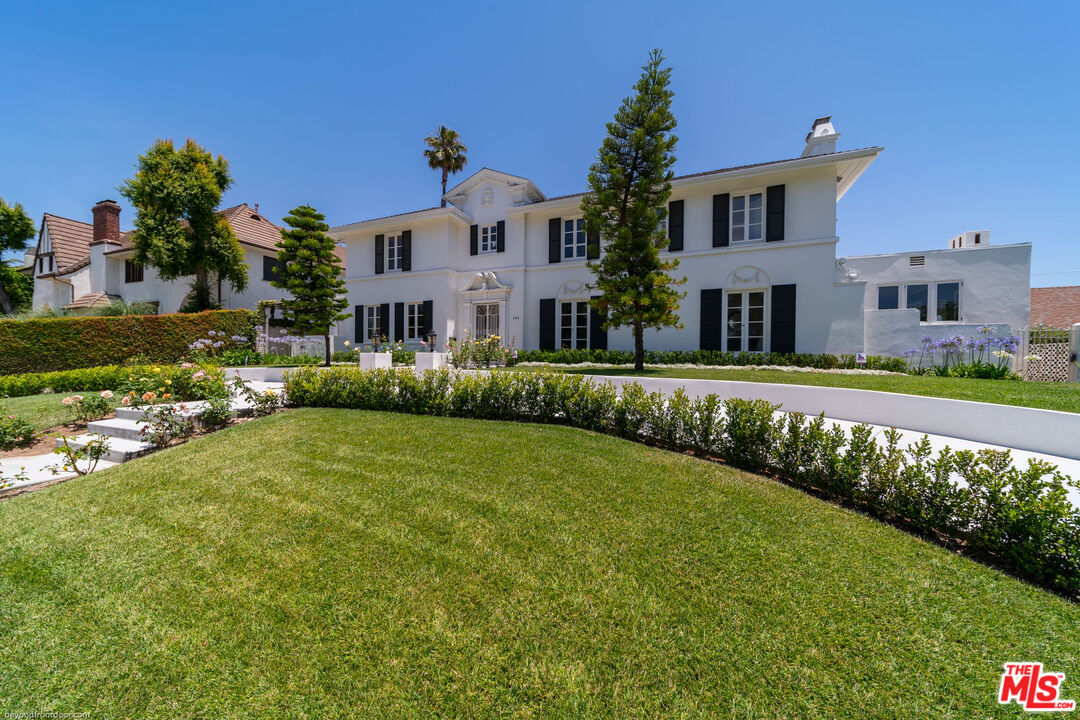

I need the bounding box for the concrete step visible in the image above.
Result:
[114,401,210,422]
[86,417,148,442]
[57,434,154,464]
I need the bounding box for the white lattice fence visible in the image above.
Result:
[1019,327,1071,382]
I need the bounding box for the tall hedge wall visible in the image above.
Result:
[0,310,257,374]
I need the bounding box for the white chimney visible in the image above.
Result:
[801,116,840,157]
[949,230,990,249]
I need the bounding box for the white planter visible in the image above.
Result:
[356,352,393,369]
[415,352,449,371]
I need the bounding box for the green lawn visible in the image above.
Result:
[1,410,1077,718]
[506,365,1080,413]
[0,392,81,433]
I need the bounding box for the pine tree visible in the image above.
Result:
[583,49,684,371]
[272,205,351,365]
[119,139,247,311]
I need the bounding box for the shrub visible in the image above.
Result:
[0,365,152,398]
[50,434,110,476]
[62,391,114,422]
[283,366,1080,599]
[197,397,234,430]
[116,364,229,406]
[138,404,196,449]
[513,348,908,372]
[0,408,34,450]
[0,310,257,374]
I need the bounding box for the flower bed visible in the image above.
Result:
[284,366,1080,599]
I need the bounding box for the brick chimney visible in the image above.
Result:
[91,199,121,243]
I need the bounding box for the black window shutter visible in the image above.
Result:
[375,234,385,274]
[379,303,390,342]
[712,194,729,247]
[539,298,556,349]
[401,230,411,271]
[588,296,607,349]
[262,255,281,282]
[548,218,561,263]
[496,220,506,253]
[771,284,796,353]
[354,305,364,342]
[394,302,404,342]
[700,289,724,350]
[766,185,785,242]
[470,225,478,256]
[667,199,684,251]
[421,300,433,336]
[586,230,599,260]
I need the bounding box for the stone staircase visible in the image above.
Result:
[59,399,255,464]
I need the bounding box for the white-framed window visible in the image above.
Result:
[726,290,767,353]
[366,306,381,341]
[563,218,586,259]
[407,302,423,340]
[386,234,402,271]
[730,191,764,244]
[480,224,498,254]
[878,283,961,323]
[560,300,589,349]
[475,303,500,339]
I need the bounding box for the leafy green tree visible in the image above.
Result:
[583,50,684,371]
[119,139,247,311]
[423,126,468,207]
[0,198,36,314]
[272,205,351,365]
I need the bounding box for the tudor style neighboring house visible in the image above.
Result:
[31,200,294,314]
[330,117,1031,356]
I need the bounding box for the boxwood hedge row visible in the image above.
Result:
[512,348,908,371]
[284,366,1080,599]
[0,310,257,374]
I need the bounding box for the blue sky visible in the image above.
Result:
[2,1,1077,286]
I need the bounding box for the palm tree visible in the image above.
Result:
[423,126,468,207]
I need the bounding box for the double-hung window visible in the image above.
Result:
[407,302,422,340]
[479,224,498,254]
[560,301,589,349]
[366,306,381,341]
[563,218,586,260]
[730,192,764,244]
[386,234,402,271]
[125,260,144,284]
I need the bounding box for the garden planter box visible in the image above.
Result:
[415,352,449,371]
[356,353,392,369]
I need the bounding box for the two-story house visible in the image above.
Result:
[331,118,1031,356]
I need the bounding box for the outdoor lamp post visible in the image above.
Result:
[425,332,437,351]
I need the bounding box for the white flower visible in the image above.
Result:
[100,390,114,399]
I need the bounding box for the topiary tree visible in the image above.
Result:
[583,49,685,371]
[119,139,247,311]
[0,198,36,314]
[272,205,351,365]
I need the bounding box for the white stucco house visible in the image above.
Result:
[30,200,300,315]
[329,117,1030,357]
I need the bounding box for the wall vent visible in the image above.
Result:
[909,255,925,267]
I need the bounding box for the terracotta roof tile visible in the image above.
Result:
[41,214,95,273]
[1031,286,1080,329]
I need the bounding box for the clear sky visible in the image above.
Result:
[2,1,1077,286]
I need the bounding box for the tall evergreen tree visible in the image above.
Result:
[272,205,351,366]
[583,49,684,371]
[423,126,468,207]
[119,139,247,311]
[0,198,36,314]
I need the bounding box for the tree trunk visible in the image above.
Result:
[324,334,332,367]
[440,169,448,207]
[0,283,13,315]
[633,318,644,372]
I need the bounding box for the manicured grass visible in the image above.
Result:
[506,365,1080,413]
[2,410,1077,717]
[0,392,81,432]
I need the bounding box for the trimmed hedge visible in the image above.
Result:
[0,310,257,374]
[284,366,1080,599]
[0,365,154,398]
[512,348,908,372]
